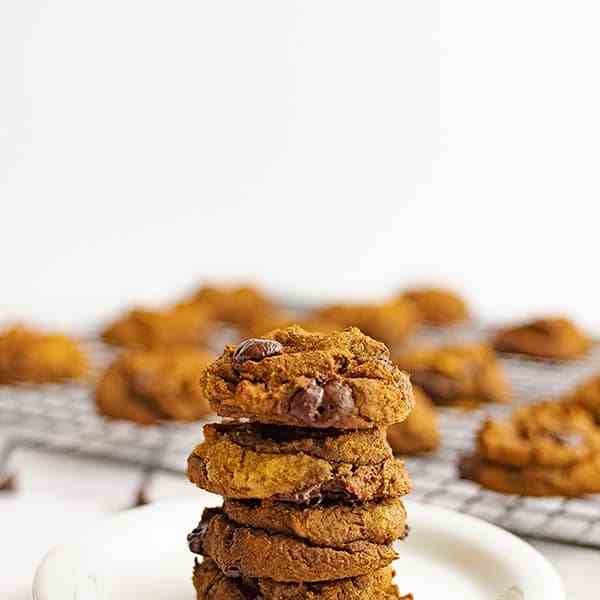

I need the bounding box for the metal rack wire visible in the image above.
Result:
[1,335,600,547]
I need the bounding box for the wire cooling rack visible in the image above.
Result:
[1,333,600,547]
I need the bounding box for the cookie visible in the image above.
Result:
[101,304,214,350]
[0,326,88,384]
[564,373,600,423]
[187,422,411,502]
[193,559,407,600]
[461,401,600,496]
[95,348,213,425]
[189,509,397,582]
[395,343,510,407]
[387,387,440,455]
[181,284,274,328]
[492,316,591,360]
[315,301,420,348]
[399,287,469,326]
[202,326,415,430]
[222,497,407,547]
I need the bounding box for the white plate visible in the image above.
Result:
[33,493,564,600]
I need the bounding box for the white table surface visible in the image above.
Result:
[1,449,597,600]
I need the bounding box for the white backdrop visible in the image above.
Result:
[1,1,599,329]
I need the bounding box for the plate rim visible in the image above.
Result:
[33,496,565,600]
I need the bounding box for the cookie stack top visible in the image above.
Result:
[202,325,415,429]
[187,326,414,598]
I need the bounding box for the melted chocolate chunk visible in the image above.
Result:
[232,338,283,368]
[223,562,242,578]
[289,379,354,427]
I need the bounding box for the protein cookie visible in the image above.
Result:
[222,497,407,547]
[202,326,415,430]
[187,422,411,502]
[492,316,591,361]
[95,348,213,425]
[395,343,510,407]
[387,387,440,455]
[399,287,469,326]
[0,326,88,384]
[315,302,420,348]
[193,559,407,600]
[461,401,600,496]
[188,509,397,582]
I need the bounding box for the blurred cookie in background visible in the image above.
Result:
[316,300,420,349]
[395,343,510,408]
[243,309,341,338]
[96,348,214,425]
[101,304,215,350]
[0,325,88,384]
[179,283,275,330]
[387,387,440,455]
[563,373,600,424]
[398,287,469,326]
[492,316,591,361]
[460,401,600,496]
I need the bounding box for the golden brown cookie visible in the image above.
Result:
[564,373,600,424]
[387,387,440,455]
[222,497,407,547]
[0,326,88,384]
[188,422,411,503]
[399,287,469,326]
[461,401,600,496]
[395,343,510,408]
[189,509,397,583]
[95,348,213,425]
[492,316,591,360]
[315,302,420,348]
[101,304,214,350]
[202,326,414,430]
[181,284,274,328]
[193,559,407,600]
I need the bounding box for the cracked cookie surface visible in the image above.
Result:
[202,326,414,429]
[395,343,510,408]
[193,559,406,600]
[222,497,407,547]
[187,422,410,502]
[189,509,397,582]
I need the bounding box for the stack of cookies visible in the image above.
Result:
[187,326,415,599]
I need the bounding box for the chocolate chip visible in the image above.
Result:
[232,338,283,368]
[237,581,263,599]
[289,379,354,427]
[223,562,241,578]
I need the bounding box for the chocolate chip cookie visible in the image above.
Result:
[315,301,420,349]
[189,509,397,582]
[193,559,406,600]
[188,422,411,502]
[395,343,510,408]
[222,497,407,547]
[95,348,213,425]
[461,401,600,496]
[399,287,469,326]
[202,326,415,430]
[180,283,274,328]
[101,304,214,350]
[0,326,88,384]
[387,387,440,455]
[492,316,591,361]
[564,373,600,424]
